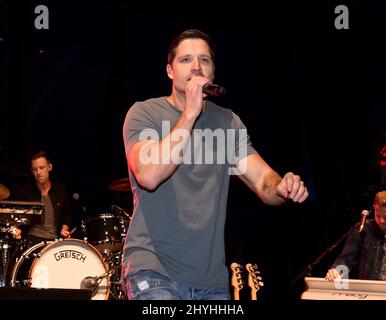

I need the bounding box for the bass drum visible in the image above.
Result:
[10,241,53,288]
[10,239,110,300]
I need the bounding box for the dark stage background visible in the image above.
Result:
[1,0,385,301]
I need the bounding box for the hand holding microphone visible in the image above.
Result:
[202,83,227,96]
[188,72,227,97]
[184,77,227,118]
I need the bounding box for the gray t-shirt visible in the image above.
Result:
[29,194,58,239]
[122,97,257,289]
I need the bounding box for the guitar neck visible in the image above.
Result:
[230,262,243,301]
[233,289,240,301]
[246,263,262,301]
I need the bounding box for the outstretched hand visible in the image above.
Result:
[276,172,309,203]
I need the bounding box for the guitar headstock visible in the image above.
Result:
[230,262,244,300]
[246,263,264,300]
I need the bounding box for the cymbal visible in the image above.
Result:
[108,177,131,192]
[0,183,10,200]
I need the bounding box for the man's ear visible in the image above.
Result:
[48,164,53,172]
[166,64,173,80]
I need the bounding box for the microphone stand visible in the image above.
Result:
[291,222,359,285]
[81,268,116,297]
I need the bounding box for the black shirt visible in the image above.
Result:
[10,179,72,237]
[332,219,385,280]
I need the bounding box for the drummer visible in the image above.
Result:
[10,151,74,245]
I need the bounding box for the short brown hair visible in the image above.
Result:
[31,151,51,164]
[167,29,216,65]
[374,191,386,207]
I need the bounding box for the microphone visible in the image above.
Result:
[358,210,369,233]
[80,270,112,297]
[203,83,227,96]
[73,192,87,214]
[80,276,99,297]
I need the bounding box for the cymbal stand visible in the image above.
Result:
[0,226,11,287]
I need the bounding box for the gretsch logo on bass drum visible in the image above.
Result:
[54,250,87,262]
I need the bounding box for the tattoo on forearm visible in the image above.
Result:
[262,181,273,194]
[262,174,282,197]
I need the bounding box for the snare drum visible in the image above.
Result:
[10,238,110,300]
[82,213,126,253]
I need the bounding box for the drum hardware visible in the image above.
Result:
[81,213,126,253]
[0,200,44,225]
[0,237,10,287]
[80,268,115,297]
[9,241,52,287]
[111,204,132,221]
[78,248,125,300]
[105,257,126,300]
[0,201,44,287]
[0,225,16,234]
[0,199,128,299]
[10,238,110,300]
[6,237,126,300]
[1,224,23,287]
[1,226,9,233]
[91,246,124,300]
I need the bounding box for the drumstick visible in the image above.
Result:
[68,227,77,237]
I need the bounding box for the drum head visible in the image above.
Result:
[9,241,51,287]
[29,239,109,300]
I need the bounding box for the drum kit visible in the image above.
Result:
[0,178,132,300]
